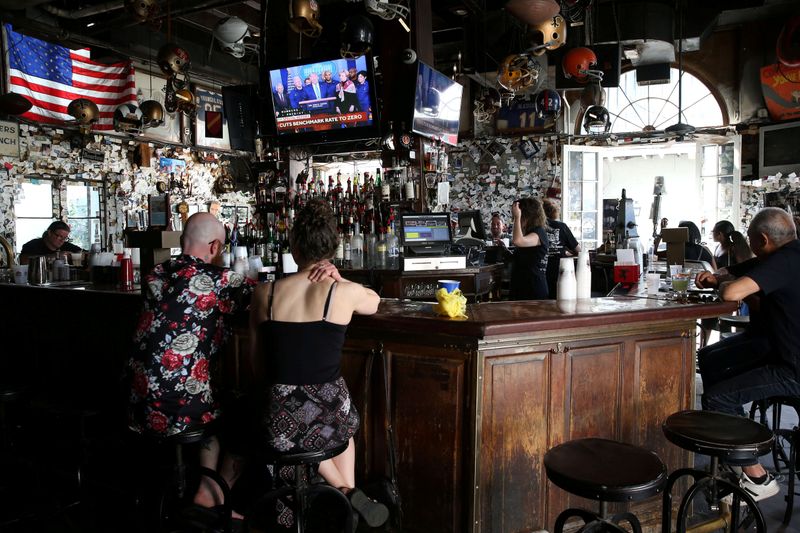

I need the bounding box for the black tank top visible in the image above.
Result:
[259,281,347,385]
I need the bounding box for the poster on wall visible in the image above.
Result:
[195,86,230,150]
[134,71,182,144]
[0,120,20,157]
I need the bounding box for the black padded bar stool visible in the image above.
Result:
[247,442,354,533]
[748,396,800,525]
[544,438,667,533]
[137,425,234,533]
[662,410,774,533]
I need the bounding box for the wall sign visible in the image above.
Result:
[0,120,20,157]
[195,86,230,150]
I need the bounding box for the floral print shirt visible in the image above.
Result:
[127,254,256,435]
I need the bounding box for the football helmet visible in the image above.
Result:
[0,92,32,115]
[474,90,501,123]
[67,98,99,125]
[113,102,143,134]
[527,15,566,56]
[533,89,561,119]
[497,54,542,93]
[777,16,800,68]
[124,0,158,22]
[175,89,196,115]
[364,0,409,21]
[139,100,165,128]
[562,47,603,83]
[289,0,322,38]
[340,14,374,58]
[580,81,605,108]
[214,16,251,59]
[157,43,190,76]
[583,104,610,134]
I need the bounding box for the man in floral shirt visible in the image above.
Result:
[127,212,255,510]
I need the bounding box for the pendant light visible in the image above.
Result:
[665,0,695,137]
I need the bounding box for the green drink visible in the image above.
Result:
[671,277,689,293]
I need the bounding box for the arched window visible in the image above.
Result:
[603,68,725,133]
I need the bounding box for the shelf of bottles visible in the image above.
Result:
[248,162,423,276]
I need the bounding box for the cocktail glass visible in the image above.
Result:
[671,270,691,298]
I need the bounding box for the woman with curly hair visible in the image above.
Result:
[249,198,387,527]
[509,197,550,300]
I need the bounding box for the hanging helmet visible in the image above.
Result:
[340,14,374,58]
[139,100,165,128]
[474,90,501,124]
[0,92,32,115]
[175,88,196,114]
[562,47,601,83]
[528,15,566,56]
[113,102,143,133]
[504,0,560,26]
[157,43,190,76]
[67,98,99,125]
[534,89,561,119]
[214,16,251,59]
[124,0,158,22]
[364,0,409,21]
[289,0,322,38]
[777,16,800,68]
[583,105,610,134]
[497,54,542,93]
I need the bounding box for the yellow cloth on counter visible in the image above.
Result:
[433,288,468,318]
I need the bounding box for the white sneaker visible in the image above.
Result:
[740,472,780,501]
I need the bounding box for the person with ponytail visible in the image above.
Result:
[248,199,388,528]
[712,220,737,268]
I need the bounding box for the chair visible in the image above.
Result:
[661,410,773,533]
[748,396,800,525]
[544,437,667,533]
[246,442,354,533]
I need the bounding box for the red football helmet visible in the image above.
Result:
[562,47,602,83]
[777,16,800,68]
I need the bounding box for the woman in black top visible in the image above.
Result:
[509,197,549,300]
[680,220,716,269]
[712,220,736,268]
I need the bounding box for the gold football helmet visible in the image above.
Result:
[497,53,542,93]
[527,15,566,56]
[289,0,323,38]
[140,100,165,128]
[67,98,99,125]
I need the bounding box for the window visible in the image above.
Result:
[14,177,105,251]
[564,148,602,251]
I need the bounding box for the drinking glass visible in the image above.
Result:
[671,269,691,297]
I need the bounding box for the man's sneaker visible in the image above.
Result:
[740,472,780,501]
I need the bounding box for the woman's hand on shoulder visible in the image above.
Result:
[307,260,343,283]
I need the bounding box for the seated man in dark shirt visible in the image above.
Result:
[695,207,800,501]
[19,220,83,264]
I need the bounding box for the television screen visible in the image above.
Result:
[399,213,452,246]
[267,55,377,144]
[412,61,463,146]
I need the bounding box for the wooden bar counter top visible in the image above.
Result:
[339,296,736,533]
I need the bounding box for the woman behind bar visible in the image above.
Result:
[509,197,549,300]
[248,198,388,527]
[711,220,737,268]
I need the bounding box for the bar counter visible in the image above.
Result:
[0,281,735,532]
[340,296,736,533]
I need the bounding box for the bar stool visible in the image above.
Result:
[246,442,354,533]
[661,410,774,533]
[748,395,800,525]
[135,425,233,533]
[544,437,667,533]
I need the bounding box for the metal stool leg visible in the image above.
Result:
[784,427,799,526]
[554,508,601,533]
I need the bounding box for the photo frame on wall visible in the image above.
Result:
[148,194,170,228]
[134,71,182,143]
[195,86,231,150]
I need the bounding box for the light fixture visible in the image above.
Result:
[86,22,96,28]
[398,17,411,33]
[664,0,695,138]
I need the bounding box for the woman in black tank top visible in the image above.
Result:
[249,199,387,528]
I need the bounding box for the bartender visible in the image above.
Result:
[19,220,83,264]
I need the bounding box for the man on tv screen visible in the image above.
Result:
[289,76,306,110]
[304,72,333,115]
[273,83,291,113]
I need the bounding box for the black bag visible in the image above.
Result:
[362,346,403,531]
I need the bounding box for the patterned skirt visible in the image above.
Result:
[264,376,359,454]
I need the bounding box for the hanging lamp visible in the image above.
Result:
[664,0,695,137]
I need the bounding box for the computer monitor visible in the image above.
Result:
[456,210,487,241]
[399,213,452,255]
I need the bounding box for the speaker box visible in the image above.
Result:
[222,84,258,152]
[554,43,621,89]
[636,63,671,86]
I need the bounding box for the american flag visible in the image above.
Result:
[3,24,136,130]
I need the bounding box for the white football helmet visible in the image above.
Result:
[214,16,251,59]
[364,0,409,21]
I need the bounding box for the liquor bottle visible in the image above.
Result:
[351,221,364,269]
[378,168,390,201]
[375,227,388,269]
[386,221,400,269]
[335,230,345,266]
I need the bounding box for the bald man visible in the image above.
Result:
[694,207,800,501]
[127,212,256,512]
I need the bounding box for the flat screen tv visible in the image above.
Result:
[399,212,452,255]
[412,61,463,146]
[759,121,800,177]
[267,54,379,145]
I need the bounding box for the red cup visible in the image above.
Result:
[119,257,134,290]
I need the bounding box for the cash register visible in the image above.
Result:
[399,213,467,271]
